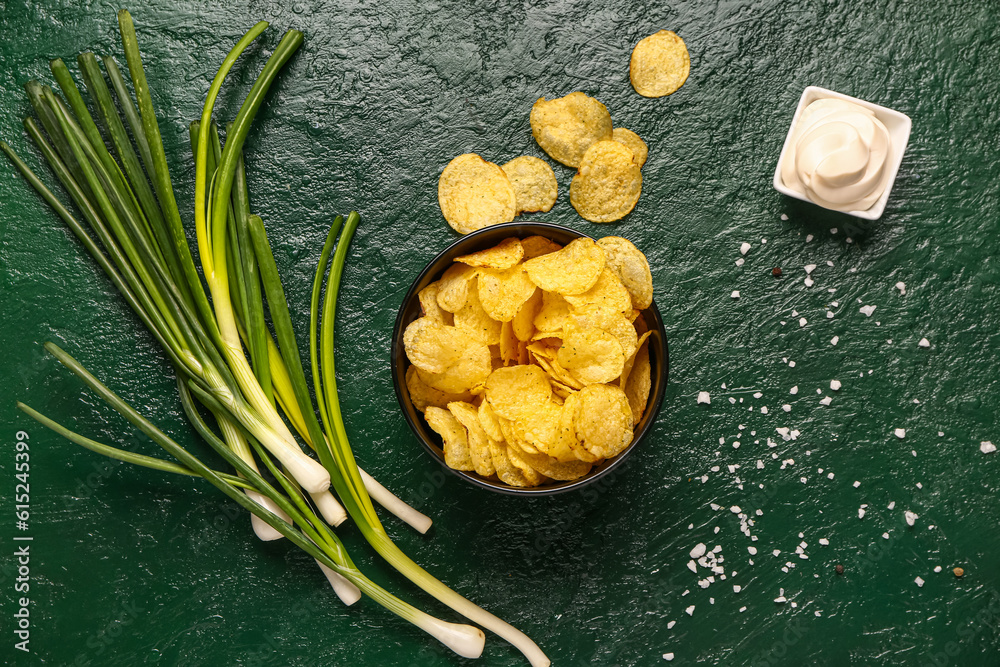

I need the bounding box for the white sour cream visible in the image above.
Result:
[781,98,891,212]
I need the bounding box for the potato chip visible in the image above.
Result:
[485,365,552,421]
[454,282,502,345]
[508,438,592,481]
[403,317,465,373]
[620,330,652,390]
[438,153,517,234]
[563,267,633,316]
[418,281,451,325]
[557,393,599,463]
[570,140,642,223]
[624,336,652,423]
[501,156,558,214]
[523,237,605,296]
[512,288,542,342]
[612,128,649,168]
[597,236,654,310]
[557,325,625,386]
[425,407,475,471]
[455,237,524,270]
[598,314,639,361]
[478,400,505,443]
[477,265,537,322]
[488,438,532,487]
[530,92,613,168]
[520,235,563,259]
[533,290,572,333]
[499,320,519,365]
[415,335,491,393]
[448,401,496,477]
[436,263,477,313]
[629,30,690,98]
[504,444,547,485]
[405,366,474,412]
[574,384,634,459]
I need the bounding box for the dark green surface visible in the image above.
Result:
[2,1,999,665]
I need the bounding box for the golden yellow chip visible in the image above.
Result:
[624,336,652,424]
[477,265,537,322]
[499,320,518,365]
[488,438,532,487]
[520,235,563,259]
[511,288,542,342]
[557,393,599,463]
[501,156,558,214]
[415,335,491,393]
[405,366,474,412]
[448,401,496,477]
[504,444,547,486]
[533,290,572,333]
[574,384,634,459]
[455,237,524,270]
[570,140,642,223]
[403,317,465,373]
[523,237,605,295]
[563,267,633,316]
[529,92,613,168]
[557,325,625,386]
[478,400,505,443]
[425,406,475,471]
[629,30,690,98]
[438,153,517,234]
[597,236,654,310]
[417,281,451,324]
[485,365,552,421]
[436,263,477,313]
[620,330,652,389]
[454,282,502,346]
[612,128,649,168]
[508,438,592,481]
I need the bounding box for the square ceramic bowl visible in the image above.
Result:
[390,222,669,496]
[773,86,912,220]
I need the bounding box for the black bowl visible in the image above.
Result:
[390,222,669,496]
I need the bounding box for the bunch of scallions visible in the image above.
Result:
[2,10,550,666]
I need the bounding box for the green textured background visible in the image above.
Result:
[2,0,999,665]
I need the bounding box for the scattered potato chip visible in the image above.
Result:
[530,92,613,168]
[629,30,690,98]
[624,336,652,423]
[436,263,477,313]
[438,153,517,234]
[574,384,634,459]
[523,237,605,295]
[448,401,495,477]
[501,157,558,214]
[485,365,552,421]
[455,237,524,270]
[520,235,563,259]
[405,366,474,412]
[454,282,502,345]
[557,325,625,386]
[570,140,642,223]
[612,128,648,168]
[425,407,475,471]
[597,236,654,310]
[477,265,537,322]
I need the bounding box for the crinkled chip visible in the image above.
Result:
[477,265,537,322]
[570,140,642,223]
[438,153,517,234]
[508,438,592,481]
[405,366,474,412]
[448,401,495,477]
[523,237,606,296]
[624,336,652,424]
[414,333,491,393]
[629,30,690,98]
[455,237,524,270]
[504,444,547,485]
[574,384,634,459]
[564,267,633,316]
[418,281,451,324]
[557,325,625,386]
[499,320,519,365]
[597,236,654,310]
[403,317,465,373]
[512,288,542,342]
[436,263,477,313]
[478,400,505,443]
[530,92,613,168]
[488,438,532,487]
[620,330,652,389]
[485,365,552,421]
[425,406,475,471]
[558,393,599,463]
[533,290,572,333]
[520,235,563,259]
[454,282,502,345]
[612,128,649,168]
[501,157,558,214]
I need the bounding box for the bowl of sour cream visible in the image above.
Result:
[773,86,911,220]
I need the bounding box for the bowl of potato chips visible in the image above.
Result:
[391,222,668,495]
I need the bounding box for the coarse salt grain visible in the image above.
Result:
[915,577,925,587]
[826,311,834,318]
[667,620,676,629]
[919,338,930,348]
[895,428,906,439]
[731,291,740,299]
[663,653,674,661]
[831,336,839,346]
[805,264,817,275]
[685,605,695,616]
[819,538,829,545]
[858,508,866,519]
[790,386,798,395]
[806,234,814,242]
[896,282,906,295]
[690,543,707,559]
[799,317,808,327]
[905,511,918,526]
[830,380,842,391]
[736,258,745,266]
[804,278,815,287]
[860,305,877,317]
[697,392,711,405]
[781,404,791,412]
[740,242,751,256]
[853,480,861,488]
[820,397,832,406]
[982,441,997,454]
[781,214,789,221]
[888,501,896,510]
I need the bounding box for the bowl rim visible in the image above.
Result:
[390,221,669,496]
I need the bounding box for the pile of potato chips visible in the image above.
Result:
[403,234,655,488]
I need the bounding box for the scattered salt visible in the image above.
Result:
[805,264,817,275]
[905,511,918,526]
[667,620,676,629]
[782,404,791,412]
[685,605,695,616]
[818,538,829,546]
[895,282,906,295]
[731,291,740,299]
[804,278,814,287]
[781,214,789,221]
[853,481,861,488]
[663,653,675,661]
[697,392,711,405]
[820,397,832,406]
[831,336,839,346]
[690,543,707,559]
[860,305,877,317]
[918,338,930,348]
[982,441,997,454]
[895,428,906,439]
[915,577,925,588]
[799,317,808,327]
[740,242,751,256]
[806,234,814,242]
[830,380,842,391]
